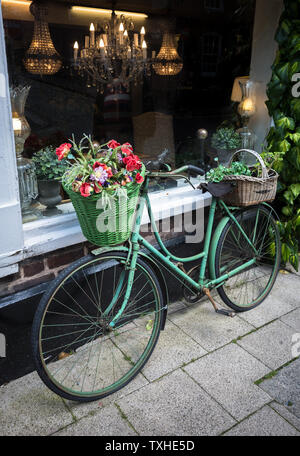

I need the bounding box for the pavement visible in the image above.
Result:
[0,268,300,436]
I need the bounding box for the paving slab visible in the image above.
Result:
[238,294,296,328]
[54,404,137,436]
[167,300,187,315]
[280,308,300,332]
[116,369,236,436]
[64,372,148,421]
[0,371,73,436]
[184,343,271,421]
[237,320,296,370]
[270,401,300,431]
[268,272,300,309]
[223,405,299,436]
[168,301,254,351]
[258,358,300,419]
[141,319,207,382]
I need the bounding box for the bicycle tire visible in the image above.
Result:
[214,205,281,312]
[32,252,164,402]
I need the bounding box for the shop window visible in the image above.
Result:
[1,0,255,226]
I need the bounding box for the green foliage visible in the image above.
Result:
[266,0,300,270]
[206,161,251,183]
[211,127,242,151]
[32,146,68,180]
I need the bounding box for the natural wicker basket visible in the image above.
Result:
[221,149,278,207]
[63,166,144,247]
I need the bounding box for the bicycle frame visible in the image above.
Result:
[105,171,259,327]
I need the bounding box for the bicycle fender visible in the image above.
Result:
[208,216,230,281]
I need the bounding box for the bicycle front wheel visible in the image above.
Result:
[32,252,164,402]
[214,205,281,312]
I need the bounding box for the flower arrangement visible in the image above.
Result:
[32,145,68,180]
[58,135,144,199]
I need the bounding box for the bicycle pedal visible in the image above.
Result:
[216,308,236,318]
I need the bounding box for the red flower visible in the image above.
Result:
[107,139,121,149]
[121,142,133,155]
[80,182,93,197]
[92,161,103,169]
[56,143,72,161]
[123,154,142,172]
[135,173,144,184]
[93,182,102,194]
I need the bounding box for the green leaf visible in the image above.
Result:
[279,139,291,152]
[288,132,300,144]
[289,60,300,77]
[283,190,294,205]
[282,205,293,217]
[291,99,300,121]
[145,320,153,331]
[276,116,295,131]
[290,183,300,199]
[275,19,291,45]
[281,242,292,263]
[276,62,290,83]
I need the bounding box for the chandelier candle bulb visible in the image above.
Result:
[73,41,79,61]
[119,23,124,44]
[99,38,105,58]
[134,33,139,47]
[140,26,145,46]
[142,40,147,59]
[89,23,95,47]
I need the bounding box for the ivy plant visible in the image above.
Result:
[206,160,251,183]
[265,0,300,270]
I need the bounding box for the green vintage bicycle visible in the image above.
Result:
[31,163,281,402]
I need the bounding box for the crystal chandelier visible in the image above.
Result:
[24,1,62,76]
[153,32,183,76]
[73,9,152,92]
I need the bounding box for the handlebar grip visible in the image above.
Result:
[187,165,205,176]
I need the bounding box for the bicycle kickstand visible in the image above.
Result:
[203,288,236,318]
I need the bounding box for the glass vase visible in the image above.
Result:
[10,85,39,222]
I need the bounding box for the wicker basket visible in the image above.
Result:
[220,149,278,207]
[64,166,144,247]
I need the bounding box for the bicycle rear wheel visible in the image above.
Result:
[32,252,164,402]
[214,205,281,312]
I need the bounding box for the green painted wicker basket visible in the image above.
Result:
[63,166,144,247]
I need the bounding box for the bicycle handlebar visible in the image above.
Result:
[170,164,205,176]
[146,164,205,190]
[147,164,205,178]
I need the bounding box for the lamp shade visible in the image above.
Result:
[153,33,183,76]
[231,76,249,102]
[24,1,62,75]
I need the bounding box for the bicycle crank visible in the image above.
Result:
[203,288,236,318]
